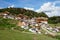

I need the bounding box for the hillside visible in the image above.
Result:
[0,8,48,18]
[0,18,18,30]
[48,16,60,24]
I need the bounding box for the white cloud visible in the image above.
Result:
[36,1,60,17]
[36,2,53,12]
[8,5,14,8]
[24,7,34,10]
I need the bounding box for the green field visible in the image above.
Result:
[49,23,60,27]
[0,30,59,40]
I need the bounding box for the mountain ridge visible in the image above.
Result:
[0,8,48,18]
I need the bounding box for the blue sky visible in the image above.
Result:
[0,0,60,17]
[0,0,59,9]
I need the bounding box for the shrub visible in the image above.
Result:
[0,18,17,30]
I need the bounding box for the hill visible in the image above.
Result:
[48,16,60,24]
[0,8,48,18]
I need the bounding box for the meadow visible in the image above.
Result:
[0,30,59,40]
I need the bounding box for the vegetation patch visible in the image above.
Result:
[0,18,17,30]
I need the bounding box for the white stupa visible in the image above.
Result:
[8,5,14,8]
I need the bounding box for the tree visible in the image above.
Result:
[48,16,60,24]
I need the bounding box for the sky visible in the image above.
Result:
[0,0,60,17]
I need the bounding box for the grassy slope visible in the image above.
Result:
[0,30,58,40]
[49,23,60,27]
[0,18,18,29]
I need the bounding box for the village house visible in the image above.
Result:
[15,14,24,21]
[16,15,49,34]
[2,11,10,18]
[0,11,9,18]
[29,17,48,30]
[17,15,29,30]
[35,17,48,24]
[0,11,16,19]
[7,14,15,19]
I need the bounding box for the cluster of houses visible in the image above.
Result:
[0,11,60,34]
[0,11,15,19]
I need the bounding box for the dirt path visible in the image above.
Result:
[40,23,57,36]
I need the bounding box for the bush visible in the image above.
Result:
[55,35,60,40]
[0,18,17,30]
[13,26,25,31]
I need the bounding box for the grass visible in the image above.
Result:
[0,30,59,40]
[49,23,60,27]
[0,18,18,29]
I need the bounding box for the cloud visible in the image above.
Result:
[36,1,60,17]
[36,2,53,12]
[24,7,34,10]
[8,5,15,8]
